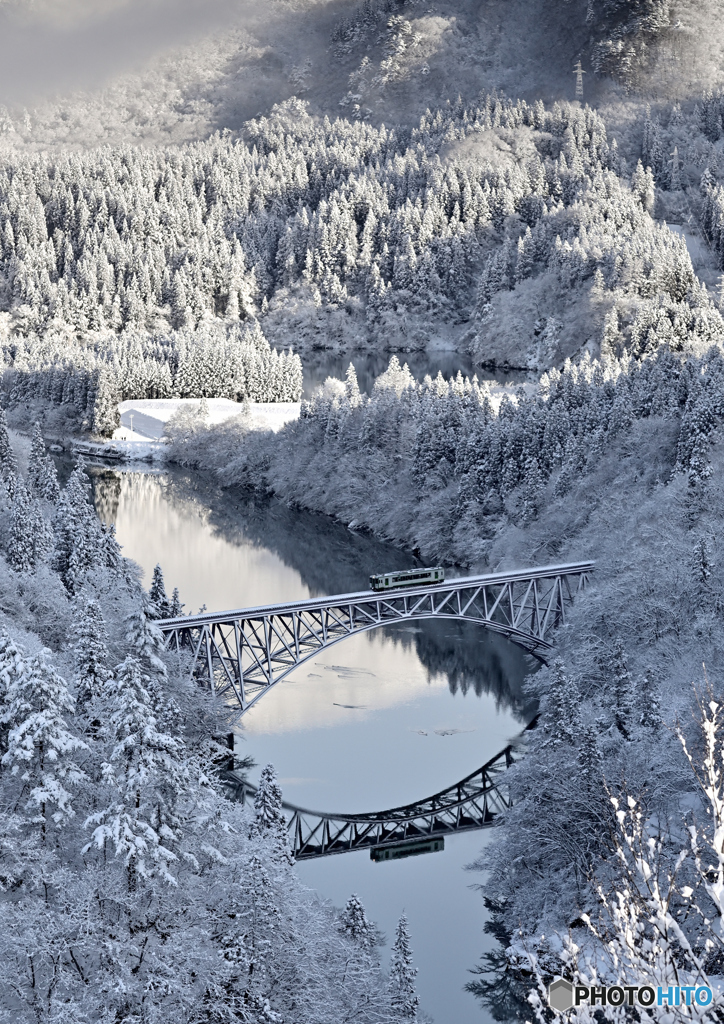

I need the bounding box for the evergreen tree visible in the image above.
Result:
[53,460,103,593]
[546,659,581,745]
[612,642,634,739]
[27,422,60,502]
[99,521,126,578]
[252,763,290,859]
[341,893,373,946]
[88,366,121,437]
[345,362,363,408]
[169,587,185,617]
[84,654,185,883]
[639,668,662,730]
[0,638,87,834]
[8,476,53,574]
[0,406,18,498]
[388,914,419,1021]
[692,536,712,584]
[148,563,171,618]
[575,724,608,827]
[74,598,112,714]
[124,599,168,682]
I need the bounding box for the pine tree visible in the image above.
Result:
[0,638,87,834]
[8,476,52,574]
[0,632,27,757]
[89,367,121,438]
[100,521,126,578]
[692,536,712,584]
[254,763,285,830]
[252,763,290,859]
[232,852,282,1005]
[124,599,168,682]
[576,724,606,811]
[0,405,18,497]
[53,460,102,593]
[546,659,581,745]
[169,587,184,617]
[74,598,112,714]
[388,914,419,1021]
[345,363,363,408]
[520,456,544,523]
[148,563,171,618]
[84,654,185,883]
[28,421,46,492]
[639,668,662,730]
[612,642,633,739]
[341,893,373,946]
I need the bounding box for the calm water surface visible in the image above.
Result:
[302,350,528,397]
[90,466,535,1024]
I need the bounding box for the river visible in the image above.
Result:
[89,464,536,1024]
[301,350,525,398]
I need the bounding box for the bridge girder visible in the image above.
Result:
[158,561,593,716]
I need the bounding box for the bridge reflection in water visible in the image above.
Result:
[226,743,516,860]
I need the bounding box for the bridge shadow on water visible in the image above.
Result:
[91,467,539,722]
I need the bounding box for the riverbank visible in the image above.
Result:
[86,462,532,1024]
[161,349,724,971]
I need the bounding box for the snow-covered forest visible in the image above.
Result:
[0,419,421,1023]
[4,84,724,425]
[6,0,724,1016]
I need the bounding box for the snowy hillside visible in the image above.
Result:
[4,0,724,1021]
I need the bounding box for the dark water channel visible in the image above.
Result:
[301,350,527,398]
[89,465,535,1024]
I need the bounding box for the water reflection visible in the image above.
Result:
[302,350,527,398]
[90,467,536,718]
[88,464,532,1024]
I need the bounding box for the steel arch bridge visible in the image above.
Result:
[226,743,516,860]
[158,561,593,715]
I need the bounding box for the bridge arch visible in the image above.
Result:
[227,743,517,859]
[158,562,593,715]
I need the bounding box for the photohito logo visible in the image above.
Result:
[547,980,714,1012]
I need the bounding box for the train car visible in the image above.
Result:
[369,566,445,591]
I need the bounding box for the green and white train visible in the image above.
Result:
[369,567,445,591]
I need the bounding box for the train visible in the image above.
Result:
[369,566,445,591]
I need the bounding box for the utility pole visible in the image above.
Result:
[573,60,586,100]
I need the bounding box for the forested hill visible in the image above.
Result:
[0,0,721,149]
[4,89,724,435]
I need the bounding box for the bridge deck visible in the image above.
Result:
[159,560,595,629]
[158,560,594,715]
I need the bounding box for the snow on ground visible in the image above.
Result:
[115,399,300,440]
[74,438,167,462]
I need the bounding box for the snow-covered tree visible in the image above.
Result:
[254,763,285,831]
[74,597,112,715]
[53,460,103,593]
[388,914,419,1021]
[0,637,87,834]
[169,587,184,617]
[84,654,185,883]
[27,422,60,501]
[148,563,171,618]
[8,476,53,574]
[341,893,374,946]
[0,406,18,498]
[612,642,634,739]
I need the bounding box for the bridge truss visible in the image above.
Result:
[158,562,593,715]
[227,744,516,859]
